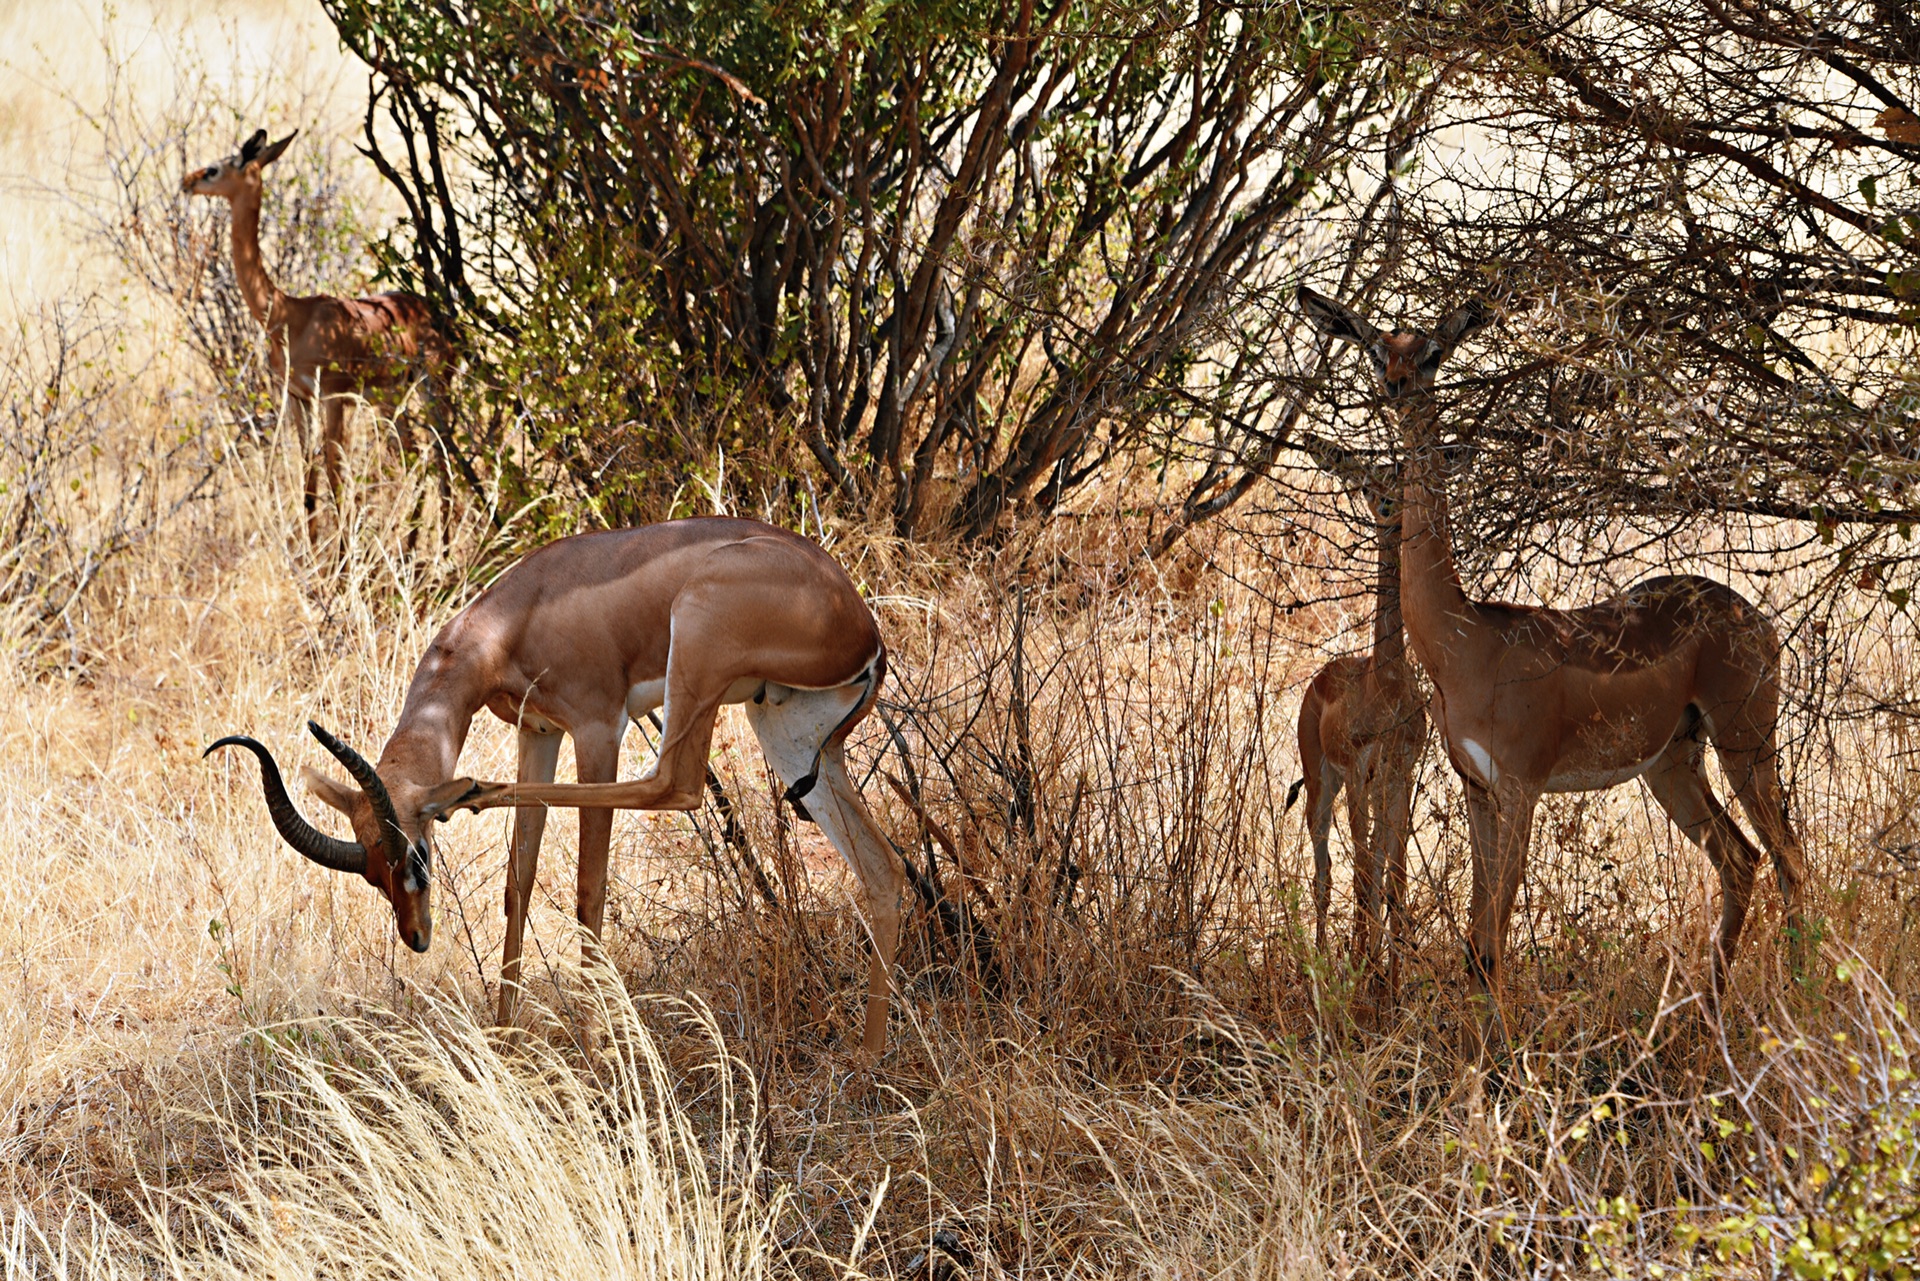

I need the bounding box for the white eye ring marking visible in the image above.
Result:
[403,839,431,893]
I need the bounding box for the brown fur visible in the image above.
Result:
[184,129,455,541]
[1300,285,1807,1058]
[1294,490,1427,1001]
[276,518,904,1057]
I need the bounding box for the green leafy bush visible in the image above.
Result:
[325,0,1405,536]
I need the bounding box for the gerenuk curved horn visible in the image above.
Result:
[203,735,367,875]
[307,721,406,864]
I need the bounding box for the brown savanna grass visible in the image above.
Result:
[5,5,1920,1279]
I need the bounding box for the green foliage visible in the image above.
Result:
[1778,1004,1920,1281]
[324,0,1395,536]
[1541,964,1920,1280]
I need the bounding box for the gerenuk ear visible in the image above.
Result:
[238,129,269,163]
[1434,297,1495,352]
[255,129,298,169]
[302,766,359,817]
[1297,285,1381,346]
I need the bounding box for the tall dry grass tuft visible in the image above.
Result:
[4,971,790,1280]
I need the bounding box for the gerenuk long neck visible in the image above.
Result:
[1372,507,1408,666]
[227,184,286,331]
[1392,391,1474,687]
[376,624,495,787]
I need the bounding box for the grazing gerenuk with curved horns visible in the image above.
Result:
[1298,285,1807,1057]
[207,517,907,1056]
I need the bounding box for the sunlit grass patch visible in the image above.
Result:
[5,972,792,1281]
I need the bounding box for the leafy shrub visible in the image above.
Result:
[326,0,1407,538]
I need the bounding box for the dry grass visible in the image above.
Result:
[0,0,367,315]
[7,972,788,1280]
[5,6,1920,1279]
